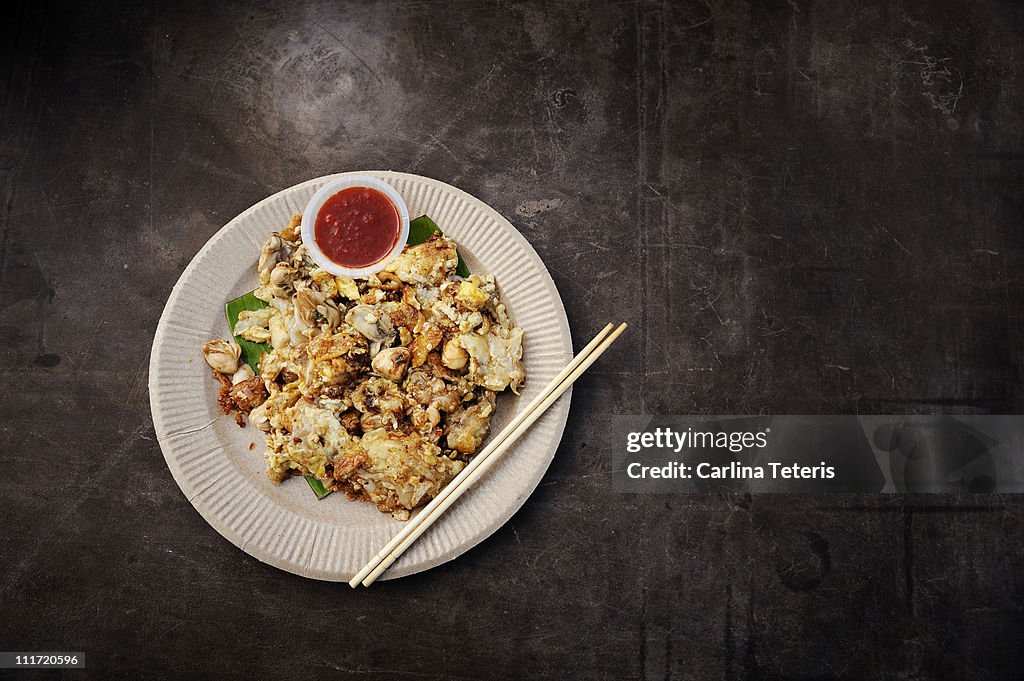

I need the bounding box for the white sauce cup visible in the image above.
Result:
[300,175,410,278]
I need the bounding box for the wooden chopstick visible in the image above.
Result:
[351,322,627,587]
[359,322,628,586]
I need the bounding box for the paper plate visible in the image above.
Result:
[148,171,573,581]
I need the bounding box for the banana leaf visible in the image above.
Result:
[225,292,328,498]
[304,476,332,500]
[224,292,270,372]
[408,215,470,277]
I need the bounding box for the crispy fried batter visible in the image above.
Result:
[204,220,525,520]
[228,376,268,413]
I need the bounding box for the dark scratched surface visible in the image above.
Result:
[3,1,1024,679]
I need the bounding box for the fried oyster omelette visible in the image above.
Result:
[202,215,525,520]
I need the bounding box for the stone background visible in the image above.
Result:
[3,1,1024,678]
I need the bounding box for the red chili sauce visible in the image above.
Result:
[313,186,401,268]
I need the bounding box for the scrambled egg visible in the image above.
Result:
[208,215,525,520]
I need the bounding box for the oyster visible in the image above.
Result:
[258,234,284,282]
[231,364,255,385]
[371,346,411,381]
[202,339,241,375]
[441,336,469,370]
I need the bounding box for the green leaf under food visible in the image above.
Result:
[226,292,329,499]
[305,475,332,500]
[225,291,270,373]
[408,215,470,277]
[226,291,332,499]
[407,214,441,245]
